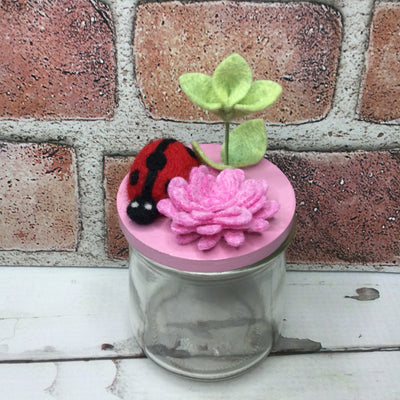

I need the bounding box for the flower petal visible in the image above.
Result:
[223,230,245,247]
[176,233,200,245]
[213,208,252,227]
[191,209,215,222]
[247,196,267,214]
[173,212,199,227]
[167,176,188,191]
[213,168,244,201]
[247,218,269,232]
[214,205,243,218]
[255,201,280,219]
[198,233,222,251]
[171,221,196,234]
[157,199,178,218]
[235,179,265,207]
[188,166,216,203]
[196,224,223,235]
[168,186,193,212]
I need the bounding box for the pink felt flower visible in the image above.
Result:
[157,165,280,250]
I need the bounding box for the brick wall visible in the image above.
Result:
[0,0,399,271]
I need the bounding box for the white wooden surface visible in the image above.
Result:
[1,266,400,399]
[0,267,140,361]
[2,352,400,400]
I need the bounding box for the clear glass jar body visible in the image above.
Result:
[128,246,287,380]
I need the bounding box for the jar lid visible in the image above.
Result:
[117,144,296,273]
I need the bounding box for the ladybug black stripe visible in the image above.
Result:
[141,138,176,199]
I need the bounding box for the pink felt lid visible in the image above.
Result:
[117,144,296,273]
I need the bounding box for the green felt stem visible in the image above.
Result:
[224,122,230,165]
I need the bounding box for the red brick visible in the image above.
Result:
[134,1,342,124]
[0,0,116,119]
[0,142,79,250]
[358,4,400,123]
[104,156,134,259]
[267,151,400,266]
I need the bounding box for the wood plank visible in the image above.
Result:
[0,267,399,362]
[1,352,400,399]
[0,267,141,361]
[282,271,400,351]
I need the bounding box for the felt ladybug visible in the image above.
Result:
[127,138,199,225]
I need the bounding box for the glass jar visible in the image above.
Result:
[128,227,293,380]
[118,144,296,380]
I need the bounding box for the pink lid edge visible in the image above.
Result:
[117,144,296,273]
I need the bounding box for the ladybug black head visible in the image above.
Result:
[127,196,159,225]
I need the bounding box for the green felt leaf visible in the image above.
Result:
[191,141,233,171]
[234,80,282,113]
[179,73,222,110]
[212,54,252,108]
[221,119,267,167]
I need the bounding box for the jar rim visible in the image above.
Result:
[130,217,295,280]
